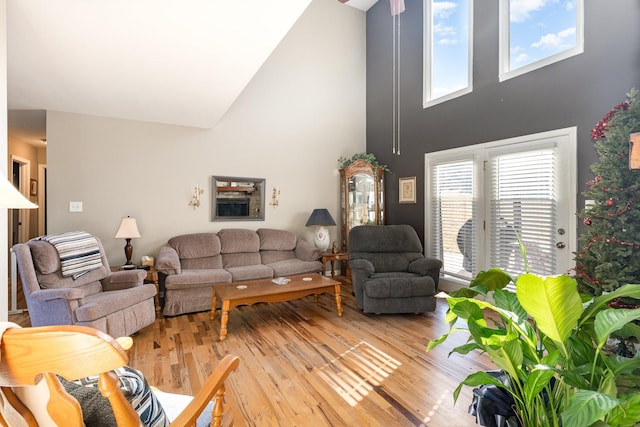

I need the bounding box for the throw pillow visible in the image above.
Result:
[61,366,169,427]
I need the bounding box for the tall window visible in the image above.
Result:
[499,0,584,81]
[423,0,473,107]
[426,128,576,284]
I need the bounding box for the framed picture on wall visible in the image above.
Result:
[30,179,37,196]
[399,176,416,204]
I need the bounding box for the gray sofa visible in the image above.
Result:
[156,228,323,316]
[348,224,442,314]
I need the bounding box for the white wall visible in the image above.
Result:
[46,0,366,266]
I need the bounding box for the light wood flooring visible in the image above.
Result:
[9,279,494,426]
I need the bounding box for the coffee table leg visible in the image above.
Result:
[219,300,230,341]
[334,284,343,317]
[210,291,217,321]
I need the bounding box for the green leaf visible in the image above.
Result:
[470,268,513,291]
[516,274,582,356]
[594,308,640,348]
[493,288,527,321]
[453,371,508,403]
[607,393,640,427]
[486,339,523,381]
[448,287,482,298]
[562,390,620,427]
[523,368,555,408]
[449,342,482,355]
[581,283,640,325]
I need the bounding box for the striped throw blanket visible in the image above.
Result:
[40,231,103,279]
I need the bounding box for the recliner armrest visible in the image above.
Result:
[156,245,181,275]
[29,287,84,302]
[349,259,375,277]
[102,269,146,291]
[408,257,443,276]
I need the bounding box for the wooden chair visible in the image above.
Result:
[0,324,241,427]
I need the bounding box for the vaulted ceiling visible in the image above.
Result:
[6,0,378,147]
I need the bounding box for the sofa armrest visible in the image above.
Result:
[102,269,146,291]
[349,259,375,277]
[156,245,182,275]
[294,239,322,261]
[29,287,84,302]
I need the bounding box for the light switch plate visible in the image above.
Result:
[69,201,83,212]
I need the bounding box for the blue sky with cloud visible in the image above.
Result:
[430,0,577,98]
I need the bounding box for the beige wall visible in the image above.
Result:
[46,0,366,266]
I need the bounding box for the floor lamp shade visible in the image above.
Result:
[305,209,336,251]
[115,216,141,265]
[0,173,38,209]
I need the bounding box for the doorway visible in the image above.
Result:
[10,156,31,245]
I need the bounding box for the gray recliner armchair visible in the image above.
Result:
[13,234,157,337]
[348,224,442,314]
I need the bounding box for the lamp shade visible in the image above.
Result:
[305,209,336,227]
[114,216,141,239]
[0,172,37,209]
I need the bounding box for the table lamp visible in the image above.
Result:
[115,216,141,266]
[305,208,336,251]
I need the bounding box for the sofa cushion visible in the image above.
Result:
[257,229,297,251]
[29,240,61,274]
[221,252,261,268]
[265,259,322,277]
[181,256,223,270]
[218,229,260,253]
[226,265,273,282]
[169,233,221,260]
[164,269,232,289]
[260,250,296,264]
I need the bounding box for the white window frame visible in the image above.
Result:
[425,127,577,289]
[423,0,474,108]
[499,0,584,82]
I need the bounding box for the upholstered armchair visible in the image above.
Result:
[348,225,442,314]
[13,234,157,337]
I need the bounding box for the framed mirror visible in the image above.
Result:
[211,176,265,221]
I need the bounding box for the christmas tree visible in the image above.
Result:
[574,88,640,303]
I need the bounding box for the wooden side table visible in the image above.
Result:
[321,251,349,278]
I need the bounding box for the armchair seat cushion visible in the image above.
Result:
[364,274,436,299]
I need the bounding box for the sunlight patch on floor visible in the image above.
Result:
[315,341,401,407]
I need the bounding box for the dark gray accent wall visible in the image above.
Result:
[366,0,640,242]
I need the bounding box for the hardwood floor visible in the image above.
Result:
[9,280,494,426]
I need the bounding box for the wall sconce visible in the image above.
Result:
[269,187,280,207]
[188,185,204,209]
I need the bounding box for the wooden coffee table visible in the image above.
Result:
[210,273,343,341]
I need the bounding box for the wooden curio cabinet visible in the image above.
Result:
[339,159,385,249]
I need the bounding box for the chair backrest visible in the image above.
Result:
[348,225,425,272]
[0,324,240,427]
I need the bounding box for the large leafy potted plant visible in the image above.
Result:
[427,268,640,427]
